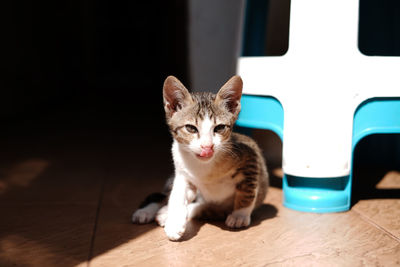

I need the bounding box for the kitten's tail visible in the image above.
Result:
[131,177,172,224]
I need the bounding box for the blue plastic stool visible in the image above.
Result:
[236,95,400,213]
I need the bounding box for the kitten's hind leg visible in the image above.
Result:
[226,178,257,228]
[132,192,166,224]
[225,205,253,228]
[132,203,161,224]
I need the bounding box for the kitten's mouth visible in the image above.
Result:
[196,148,214,160]
[196,154,213,160]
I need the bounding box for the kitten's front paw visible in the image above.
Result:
[225,213,251,228]
[164,217,186,241]
[132,208,155,224]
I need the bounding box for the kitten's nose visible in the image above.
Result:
[201,144,214,151]
[200,144,214,158]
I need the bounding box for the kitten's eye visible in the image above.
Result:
[214,124,227,133]
[185,124,198,134]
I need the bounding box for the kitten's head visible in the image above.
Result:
[163,75,242,162]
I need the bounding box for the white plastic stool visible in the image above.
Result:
[237,0,400,212]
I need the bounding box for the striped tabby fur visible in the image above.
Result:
[132,75,269,241]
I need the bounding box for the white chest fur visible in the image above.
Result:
[194,176,236,203]
[172,141,236,204]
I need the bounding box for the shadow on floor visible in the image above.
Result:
[179,203,278,242]
[0,113,173,266]
[351,134,400,206]
[0,128,106,266]
[352,168,400,205]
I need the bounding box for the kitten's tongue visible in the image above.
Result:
[200,148,214,158]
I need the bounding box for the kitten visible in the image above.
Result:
[132,75,269,241]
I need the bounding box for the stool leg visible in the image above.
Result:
[283,174,352,213]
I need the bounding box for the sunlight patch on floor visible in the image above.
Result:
[0,159,49,194]
[376,171,400,189]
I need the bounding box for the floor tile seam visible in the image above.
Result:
[352,208,400,243]
[87,176,106,266]
[262,253,315,266]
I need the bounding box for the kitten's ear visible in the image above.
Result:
[163,76,192,117]
[216,75,243,114]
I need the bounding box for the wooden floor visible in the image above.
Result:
[1,116,399,267]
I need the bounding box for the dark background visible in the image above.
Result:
[1,1,189,130]
[1,0,399,175]
[2,0,400,123]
